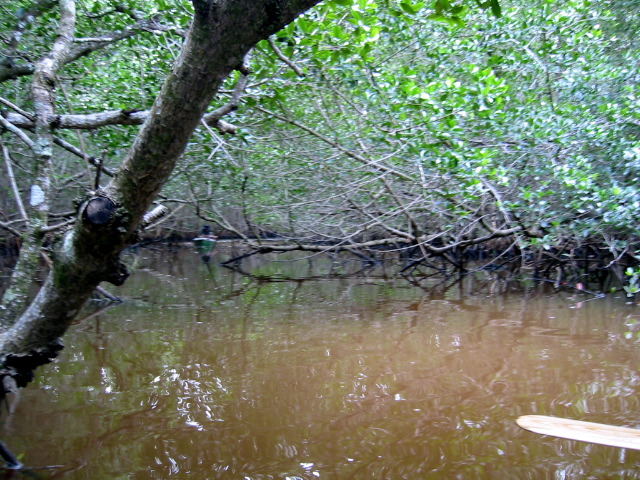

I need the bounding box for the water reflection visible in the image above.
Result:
[5,246,640,479]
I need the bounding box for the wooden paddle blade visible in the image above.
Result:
[517,415,640,451]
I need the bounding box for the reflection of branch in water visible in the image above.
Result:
[400,256,448,275]
[221,260,381,284]
[220,242,380,267]
[1,405,63,475]
[531,277,605,298]
[126,276,260,308]
[0,440,23,470]
[1,376,19,419]
[400,270,465,296]
[35,401,162,479]
[215,279,260,304]
[133,267,196,305]
[400,269,445,286]
[0,461,64,478]
[220,249,262,265]
[72,304,117,327]
[330,392,399,430]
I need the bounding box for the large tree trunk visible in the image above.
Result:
[0,0,322,378]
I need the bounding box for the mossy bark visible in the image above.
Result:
[0,233,42,331]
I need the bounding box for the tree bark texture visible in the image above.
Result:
[0,0,77,331]
[0,0,322,371]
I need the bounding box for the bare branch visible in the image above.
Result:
[53,137,116,177]
[267,37,304,77]
[40,218,76,233]
[4,108,238,135]
[1,141,28,221]
[0,97,35,122]
[0,116,34,149]
[256,105,414,182]
[0,220,22,237]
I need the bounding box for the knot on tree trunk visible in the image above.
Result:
[78,194,130,258]
[83,196,116,225]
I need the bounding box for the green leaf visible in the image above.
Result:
[490,0,502,17]
[400,1,421,14]
[433,0,451,15]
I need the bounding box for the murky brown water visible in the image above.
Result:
[4,245,640,479]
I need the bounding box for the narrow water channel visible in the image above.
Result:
[5,245,640,479]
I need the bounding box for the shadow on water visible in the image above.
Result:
[3,244,640,479]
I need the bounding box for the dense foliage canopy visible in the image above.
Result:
[191,0,640,289]
[1,0,639,299]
